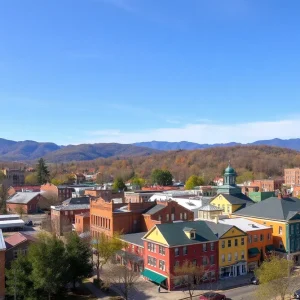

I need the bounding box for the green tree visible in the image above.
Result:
[28,233,69,299]
[25,172,38,185]
[131,176,145,189]
[255,255,295,300]
[236,171,254,184]
[6,254,41,299]
[185,175,205,190]
[36,158,50,185]
[65,232,93,288]
[113,177,127,191]
[151,169,173,186]
[0,185,8,214]
[93,232,124,281]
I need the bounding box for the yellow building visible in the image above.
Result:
[210,164,254,213]
[206,220,248,278]
[233,195,300,264]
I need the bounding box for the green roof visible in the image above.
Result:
[151,221,218,247]
[141,269,167,284]
[248,247,260,257]
[233,197,300,221]
[221,193,255,206]
[225,164,236,175]
[204,221,236,238]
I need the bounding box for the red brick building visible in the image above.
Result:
[41,183,74,202]
[90,199,194,239]
[75,212,90,234]
[249,179,283,192]
[0,230,5,300]
[6,192,46,214]
[51,197,90,235]
[285,168,300,186]
[142,221,219,290]
[124,191,162,203]
[7,185,41,197]
[84,189,124,201]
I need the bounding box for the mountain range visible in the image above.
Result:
[0,137,300,162]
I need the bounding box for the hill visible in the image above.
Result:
[72,145,300,183]
[134,138,300,151]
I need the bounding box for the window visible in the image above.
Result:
[241,237,245,245]
[222,241,225,248]
[159,260,166,271]
[147,242,156,253]
[254,235,258,242]
[235,239,238,246]
[171,213,175,221]
[279,241,284,250]
[241,251,245,259]
[183,246,187,255]
[235,252,238,261]
[159,246,165,255]
[210,242,214,251]
[260,234,264,242]
[227,205,230,213]
[148,256,157,267]
[267,233,271,240]
[190,231,195,239]
[202,256,207,265]
[291,225,295,235]
[180,213,183,220]
[203,243,207,252]
[166,214,169,221]
[210,255,215,265]
[222,204,225,211]
[248,235,252,244]
[221,254,225,262]
[175,247,179,256]
[279,226,283,235]
[228,240,231,248]
[158,215,162,221]
[297,223,300,234]
[228,253,232,262]
[184,212,187,220]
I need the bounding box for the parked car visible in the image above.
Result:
[294,289,300,299]
[199,292,226,300]
[250,276,259,285]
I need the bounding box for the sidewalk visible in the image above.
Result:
[83,278,114,300]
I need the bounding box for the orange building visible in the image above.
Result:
[250,179,283,192]
[75,212,90,234]
[0,230,6,300]
[219,218,273,271]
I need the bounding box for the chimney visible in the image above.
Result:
[278,192,282,199]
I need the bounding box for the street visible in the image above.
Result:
[224,284,258,300]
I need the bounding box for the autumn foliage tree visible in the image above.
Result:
[185,175,205,189]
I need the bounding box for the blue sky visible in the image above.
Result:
[1,0,300,145]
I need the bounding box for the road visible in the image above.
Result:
[224,284,258,300]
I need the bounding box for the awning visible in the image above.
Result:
[141,269,167,284]
[248,247,260,257]
[266,245,275,252]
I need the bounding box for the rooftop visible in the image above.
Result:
[199,204,222,211]
[144,204,165,215]
[0,229,6,250]
[52,204,90,211]
[7,192,40,204]
[219,218,271,232]
[233,196,300,221]
[218,193,254,206]
[0,219,25,229]
[62,196,90,206]
[205,220,237,238]
[0,214,20,220]
[5,232,37,250]
[120,232,146,247]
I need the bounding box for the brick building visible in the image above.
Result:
[90,199,194,239]
[142,221,219,290]
[2,168,25,187]
[249,179,283,192]
[293,185,300,197]
[75,212,90,235]
[41,183,74,202]
[6,192,46,214]
[51,196,90,235]
[7,185,41,197]
[0,230,5,300]
[285,168,300,186]
[85,189,124,201]
[124,191,162,203]
[4,232,37,268]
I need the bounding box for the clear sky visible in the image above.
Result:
[1,0,300,145]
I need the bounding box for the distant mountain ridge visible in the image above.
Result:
[134,138,300,151]
[0,137,300,162]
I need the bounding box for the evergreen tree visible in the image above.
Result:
[28,233,69,299]
[65,232,93,288]
[36,158,50,184]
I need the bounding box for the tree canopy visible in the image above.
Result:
[36,158,50,185]
[113,177,127,191]
[185,175,204,189]
[151,169,173,186]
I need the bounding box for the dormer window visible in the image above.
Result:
[190,231,196,239]
[183,227,196,239]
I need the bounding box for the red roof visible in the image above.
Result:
[11,185,41,192]
[4,232,37,250]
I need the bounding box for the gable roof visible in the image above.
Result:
[219,218,271,232]
[144,204,165,215]
[205,221,236,238]
[6,192,40,204]
[233,196,300,221]
[218,193,254,207]
[120,232,146,247]
[62,196,90,206]
[5,232,37,250]
[145,221,218,247]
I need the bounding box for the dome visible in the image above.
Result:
[224,165,236,175]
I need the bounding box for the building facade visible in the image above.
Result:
[250,179,283,192]
[75,212,90,234]
[2,168,25,187]
[142,221,219,290]
[285,168,300,186]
